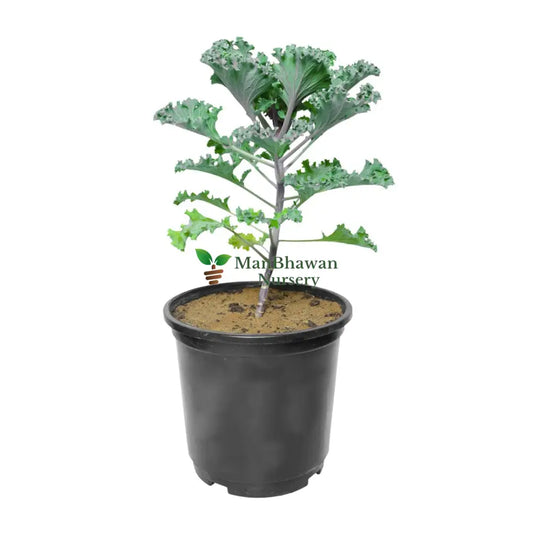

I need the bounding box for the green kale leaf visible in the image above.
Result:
[309,83,381,140]
[272,45,335,110]
[235,207,266,225]
[168,209,233,251]
[154,99,221,140]
[231,124,290,159]
[284,158,393,203]
[330,60,380,92]
[228,232,266,250]
[174,190,231,212]
[201,38,276,120]
[319,224,377,251]
[269,206,303,228]
[175,155,244,186]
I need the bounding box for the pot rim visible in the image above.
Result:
[163,281,352,344]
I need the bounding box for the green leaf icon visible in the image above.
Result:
[195,248,213,265]
[214,254,231,266]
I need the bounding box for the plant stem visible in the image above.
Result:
[285,139,314,170]
[257,114,271,130]
[226,144,275,168]
[277,100,295,138]
[250,224,269,236]
[249,161,276,187]
[241,185,276,208]
[249,246,269,263]
[256,157,285,318]
[281,136,311,163]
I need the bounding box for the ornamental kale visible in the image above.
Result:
[154,38,393,317]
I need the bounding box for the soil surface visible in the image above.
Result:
[173,287,343,334]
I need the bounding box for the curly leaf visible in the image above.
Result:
[230,119,311,158]
[168,209,233,251]
[175,155,243,186]
[235,207,266,225]
[174,190,231,212]
[269,206,303,228]
[201,38,276,120]
[284,158,393,203]
[272,45,335,109]
[228,232,266,250]
[231,124,290,158]
[309,83,381,140]
[331,61,380,92]
[282,118,313,143]
[154,99,221,140]
[195,248,213,265]
[319,224,377,251]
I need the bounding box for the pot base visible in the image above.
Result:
[194,463,324,498]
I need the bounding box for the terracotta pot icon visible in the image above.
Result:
[195,249,231,285]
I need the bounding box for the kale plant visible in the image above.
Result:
[154,38,393,317]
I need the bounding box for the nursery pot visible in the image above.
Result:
[163,281,352,497]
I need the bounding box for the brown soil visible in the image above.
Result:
[173,287,343,334]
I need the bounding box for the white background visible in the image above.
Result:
[1,1,532,531]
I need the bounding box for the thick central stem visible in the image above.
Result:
[255,158,285,318]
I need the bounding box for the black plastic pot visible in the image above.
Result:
[164,281,352,497]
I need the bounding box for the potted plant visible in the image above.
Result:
[154,38,393,497]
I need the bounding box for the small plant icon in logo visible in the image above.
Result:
[195,249,231,285]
